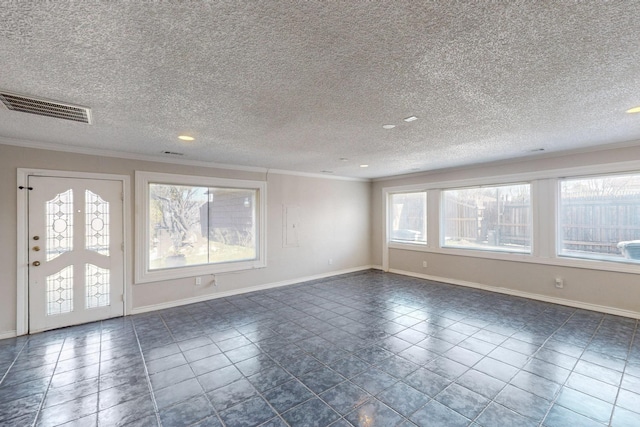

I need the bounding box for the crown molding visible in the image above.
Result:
[0,136,369,182]
[373,138,640,182]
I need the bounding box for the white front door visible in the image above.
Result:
[28,176,124,333]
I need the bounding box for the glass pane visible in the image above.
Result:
[47,265,73,315]
[149,184,210,269]
[85,190,109,256]
[86,264,110,308]
[442,184,531,253]
[559,174,640,262]
[389,192,427,244]
[207,188,257,263]
[46,189,73,261]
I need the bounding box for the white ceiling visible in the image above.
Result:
[1,2,639,179]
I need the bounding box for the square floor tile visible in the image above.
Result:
[410,400,470,427]
[346,399,404,427]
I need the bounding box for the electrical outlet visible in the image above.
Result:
[555,277,564,289]
[422,261,428,268]
[328,259,333,265]
[195,277,202,286]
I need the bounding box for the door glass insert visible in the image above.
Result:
[85,190,110,256]
[46,189,73,261]
[85,264,110,309]
[46,265,73,315]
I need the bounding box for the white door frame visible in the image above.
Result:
[17,168,131,336]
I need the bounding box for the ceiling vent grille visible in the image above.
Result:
[0,91,91,124]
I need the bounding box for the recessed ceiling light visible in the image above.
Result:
[626,106,640,114]
[178,135,194,141]
[382,124,395,129]
[403,116,418,122]
[360,164,369,168]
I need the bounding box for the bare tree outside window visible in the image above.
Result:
[149,184,257,270]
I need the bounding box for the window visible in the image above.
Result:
[559,173,640,263]
[389,192,427,244]
[442,183,531,253]
[136,172,266,283]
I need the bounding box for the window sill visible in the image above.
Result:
[388,243,640,275]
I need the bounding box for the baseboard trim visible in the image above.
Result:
[0,330,17,340]
[131,266,375,315]
[389,269,640,320]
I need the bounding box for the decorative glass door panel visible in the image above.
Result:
[28,176,124,333]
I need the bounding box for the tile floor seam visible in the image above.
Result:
[0,338,27,386]
[132,317,164,427]
[607,318,640,426]
[164,319,280,427]
[536,314,610,426]
[31,335,72,427]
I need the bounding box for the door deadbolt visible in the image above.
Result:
[32,261,41,267]
[33,246,40,251]
[33,236,40,240]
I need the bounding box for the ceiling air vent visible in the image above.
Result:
[162,151,184,156]
[0,91,91,124]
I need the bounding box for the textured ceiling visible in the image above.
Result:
[1,2,639,179]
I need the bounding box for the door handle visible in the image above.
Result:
[32,261,41,267]
[33,246,40,251]
[33,236,40,240]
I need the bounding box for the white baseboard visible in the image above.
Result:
[0,330,17,340]
[389,269,640,320]
[371,264,384,271]
[131,265,375,315]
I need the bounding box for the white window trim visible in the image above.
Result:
[440,181,533,255]
[556,171,640,266]
[135,171,266,284]
[382,159,640,275]
[388,190,428,246]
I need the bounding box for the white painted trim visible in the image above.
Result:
[131,266,374,315]
[134,171,268,284]
[16,168,130,335]
[382,186,389,272]
[267,169,369,182]
[373,138,640,182]
[0,137,369,182]
[0,330,17,341]
[389,269,640,320]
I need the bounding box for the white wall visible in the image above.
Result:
[3,141,640,337]
[371,143,640,317]
[0,143,371,336]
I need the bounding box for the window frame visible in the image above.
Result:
[440,182,533,255]
[388,190,428,246]
[382,160,640,275]
[557,171,640,265]
[135,171,266,284]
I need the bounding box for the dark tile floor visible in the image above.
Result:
[1,270,639,426]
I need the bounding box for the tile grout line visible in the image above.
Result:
[607,318,639,426]
[131,317,163,427]
[30,335,68,427]
[0,337,28,386]
[535,313,609,426]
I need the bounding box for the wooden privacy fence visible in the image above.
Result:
[446,194,639,254]
[561,195,640,255]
